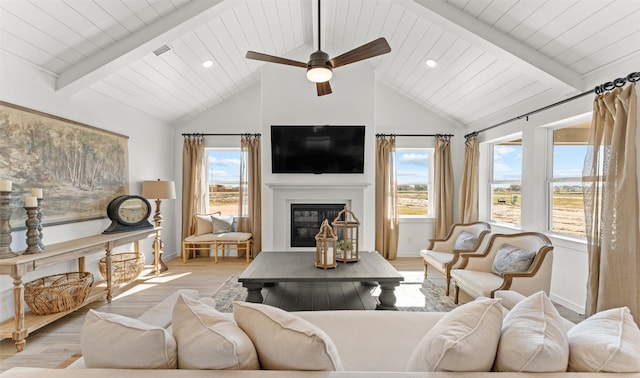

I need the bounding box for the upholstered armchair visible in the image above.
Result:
[451,232,554,304]
[419,221,491,295]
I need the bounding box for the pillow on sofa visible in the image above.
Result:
[233,301,343,371]
[193,214,214,235]
[567,307,640,372]
[494,291,568,372]
[172,294,259,370]
[405,297,503,372]
[211,214,234,234]
[491,244,536,276]
[80,309,177,369]
[454,231,478,250]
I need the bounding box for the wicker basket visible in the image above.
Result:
[99,252,144,285]
[24,272,94,316]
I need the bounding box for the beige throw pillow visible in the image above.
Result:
[567,307,640,372]
[405,297,503,372]
[494,291,569,372]
[233,301,343,371]
[172,294,259,370]
[80,309,177,369]
[193,214,213,235]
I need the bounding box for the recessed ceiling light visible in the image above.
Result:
[202,60,214,68]
[425,59,437,68]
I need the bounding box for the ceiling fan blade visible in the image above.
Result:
[329,37,391,68]
[316,81,332,96]
[245,51,307,68]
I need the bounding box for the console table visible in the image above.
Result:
[0,228,158,352]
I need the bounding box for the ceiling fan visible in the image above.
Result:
[245,0,391,96]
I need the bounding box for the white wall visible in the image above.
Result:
[0,52,177,323]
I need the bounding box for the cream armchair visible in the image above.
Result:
[420,221,491,295]
[451,232,553,304]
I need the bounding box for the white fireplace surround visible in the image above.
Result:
[265,183,372,251]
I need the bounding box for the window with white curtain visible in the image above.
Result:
[206,148,241,216]
[489,138,522,226]
[396,148,433,217]
[548,122,589,238]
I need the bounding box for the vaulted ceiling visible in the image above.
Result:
[1,0,639,128]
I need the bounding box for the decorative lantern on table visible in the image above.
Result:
[315,219,337,269]
[332,205,360,263]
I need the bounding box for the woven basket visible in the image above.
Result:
[25,272,94,316]
[99,252,144,285]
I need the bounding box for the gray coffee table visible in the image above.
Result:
[238,251,404,310]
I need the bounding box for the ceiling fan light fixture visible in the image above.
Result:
[307,66,333,83]
[202,60,214,68]
[425,59,437,68]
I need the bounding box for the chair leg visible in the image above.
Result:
[454,284,460,304]
[214,243,219,263]
[445,272,450,296]
[182,242,187,264]
[423,261,428,278]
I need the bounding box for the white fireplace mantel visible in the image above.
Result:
[265,183,371,190]
[263,181,373,251]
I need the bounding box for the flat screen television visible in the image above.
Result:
[271,125,365,174]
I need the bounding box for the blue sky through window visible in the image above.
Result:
[396,151,430,184]
[207,150,241,185]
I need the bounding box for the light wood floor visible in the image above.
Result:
[0,255,581,372]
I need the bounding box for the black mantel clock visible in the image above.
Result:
[103,195,154,234]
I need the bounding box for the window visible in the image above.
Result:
[206,148,241,216]
[549,122,588,237]
[490,139,522,226]
[395,149,433,216]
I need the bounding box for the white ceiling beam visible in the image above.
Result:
[409,0,584,92]
[56,0,235,95]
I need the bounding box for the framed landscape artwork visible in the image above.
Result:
[0,101,129,230]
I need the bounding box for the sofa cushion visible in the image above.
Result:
[211,214,234,234]
[567,306,640,372]
[491,243,536,276]
[494,291,569,372]
[454,231,478,250]
[422,250,455,270]
[233,301,343,371]
[80,309,177,369]
[405,297,503,372]
[172,294,259,370]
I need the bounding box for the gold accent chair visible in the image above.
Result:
[451,232,554,304]
[420,222,491,295]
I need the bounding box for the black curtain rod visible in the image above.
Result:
[181,133,261,136]
[376,133,454,137]
[464,71,639,139]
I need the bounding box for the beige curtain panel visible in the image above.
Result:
[240,135,262,256]
[583,83,639,322]
[458,135,480,223]
[433,136,454,239]
[375,136,399,260]
[181,135,207,241]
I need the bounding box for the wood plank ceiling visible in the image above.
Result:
[1,0,639,127]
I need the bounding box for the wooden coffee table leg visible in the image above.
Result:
[376,281,400,310]
[242,282,264,303]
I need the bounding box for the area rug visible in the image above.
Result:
[210,274,457,313]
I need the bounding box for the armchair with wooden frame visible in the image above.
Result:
[420,221,491,296]
[450,232,554,304]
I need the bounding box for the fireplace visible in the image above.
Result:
[290,203,346,247]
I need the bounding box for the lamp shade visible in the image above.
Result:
[141,179,176,200]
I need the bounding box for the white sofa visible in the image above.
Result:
[1,290,638,378]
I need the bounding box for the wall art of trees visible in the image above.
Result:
[0,103,128,230]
